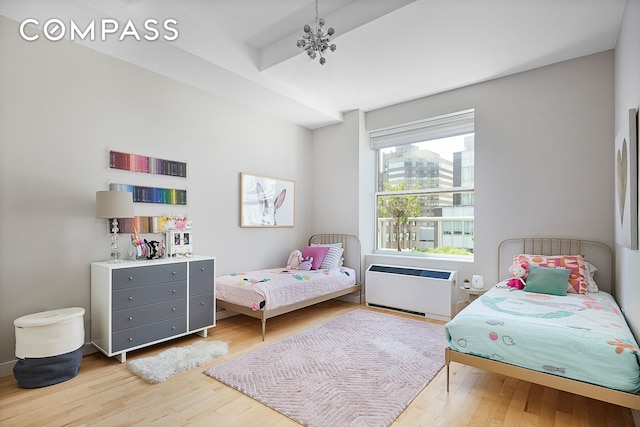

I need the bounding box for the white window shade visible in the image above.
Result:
[370,109,475,150]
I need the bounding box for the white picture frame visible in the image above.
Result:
[240,173,295,228]
[615,108,638,249]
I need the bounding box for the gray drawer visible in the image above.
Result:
[189,293,214,331]
[190,260,214,296]
[112,317,187,353]
[112,299,187,332]
[112,281,187,310]
[112,263,187,289]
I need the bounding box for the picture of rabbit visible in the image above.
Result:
[240,173,294,227]
[257,182,286,226]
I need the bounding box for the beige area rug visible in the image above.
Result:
[203,309,446,427]
[128,340,228,384]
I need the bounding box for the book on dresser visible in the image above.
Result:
[90,256,215,363]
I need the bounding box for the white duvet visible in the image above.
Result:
[216,267,357,311]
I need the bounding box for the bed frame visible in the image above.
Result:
[216,233,363,341]
[446,237,640,410]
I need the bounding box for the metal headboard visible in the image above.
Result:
[498,237,614,295]
[309,233,362,285]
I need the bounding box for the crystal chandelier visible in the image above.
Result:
[296,0,336,65]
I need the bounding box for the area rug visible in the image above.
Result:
[128,340,228,384]
[203,309,446,427]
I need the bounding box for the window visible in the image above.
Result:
[371,109,474,256]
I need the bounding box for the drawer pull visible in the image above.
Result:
[172,307,176,312]
[129,276,133,280]
[200,301,205,305]
[201,267,205,271]
[128,296,133,301]
[172,271,176,275]
[129,337,133,341]
[172,289,176,293]
[172,326,176,330]
[128,316,133,321]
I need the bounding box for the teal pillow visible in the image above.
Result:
[524,265,570,296]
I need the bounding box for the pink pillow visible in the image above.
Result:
[301,246,330,270]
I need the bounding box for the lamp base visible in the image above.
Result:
[108,219,124,263]
[108,254,125,264]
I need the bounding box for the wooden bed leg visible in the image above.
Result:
[445,347,450,392]
[261,317,266,341]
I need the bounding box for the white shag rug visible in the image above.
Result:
[128,340,228,384]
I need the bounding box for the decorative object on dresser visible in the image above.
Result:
[128,340,228,384]
[95,190,134,263]
[90,256,215,363]
[204,309,446,427]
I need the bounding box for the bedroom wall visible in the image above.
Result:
[614,0,640,338]
[0,16,313,374]
[315,51,615,301]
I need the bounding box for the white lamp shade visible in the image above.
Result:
[95,191,134,219]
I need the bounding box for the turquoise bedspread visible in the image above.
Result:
[445,285,640,393]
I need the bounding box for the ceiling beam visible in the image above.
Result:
[258,0,416,71]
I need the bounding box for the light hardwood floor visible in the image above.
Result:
[0,300,636,427]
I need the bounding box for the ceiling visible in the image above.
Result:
[1,0,627,129]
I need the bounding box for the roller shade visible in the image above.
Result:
[370,109,475,150]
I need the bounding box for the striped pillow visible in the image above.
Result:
[313,243,344,269]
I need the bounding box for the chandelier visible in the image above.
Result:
[296,0,336,65]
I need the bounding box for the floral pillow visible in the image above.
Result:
[513,254,588,294]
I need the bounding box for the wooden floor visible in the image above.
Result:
[0,301,636,427]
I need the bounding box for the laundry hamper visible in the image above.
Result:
[13,307,85,388]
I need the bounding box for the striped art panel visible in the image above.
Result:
[110,183,187,205]
[109,150,187,178]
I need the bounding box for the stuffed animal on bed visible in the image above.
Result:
[298,256,313,271]
[287,250,303,269]
[507,261,529,289]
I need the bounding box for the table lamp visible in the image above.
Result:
[96,190,134,263]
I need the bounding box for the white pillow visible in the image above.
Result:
[313,243,343,269]
[584,261,599,293]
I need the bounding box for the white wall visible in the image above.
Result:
[316,51,615,302]
[0,16,313,372]
[614,0,640,338]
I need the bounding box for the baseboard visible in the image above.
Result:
[0,343,97,379]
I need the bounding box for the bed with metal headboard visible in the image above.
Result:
[216,234,362,340]
[445,237,640,410]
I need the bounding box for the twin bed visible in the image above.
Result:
[215,234,639,410]
[445,237,640,410]
[215,234,362,340]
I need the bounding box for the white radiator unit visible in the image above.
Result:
[365,264,457,321]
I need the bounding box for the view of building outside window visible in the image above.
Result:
[376,133,474,255]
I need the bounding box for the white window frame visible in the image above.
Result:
[371,109,475,257]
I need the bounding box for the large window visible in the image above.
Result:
[371,110,474,256]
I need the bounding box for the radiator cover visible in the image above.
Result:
[365,264,457,321]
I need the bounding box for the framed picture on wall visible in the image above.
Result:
[240,173,295,227]
[615,108,638,249]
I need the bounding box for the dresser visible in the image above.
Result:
[90,256,215,362]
